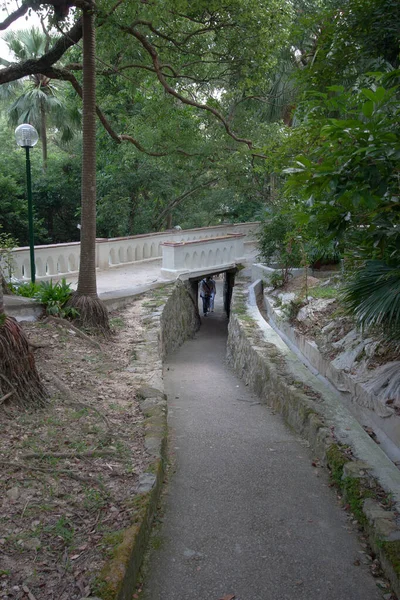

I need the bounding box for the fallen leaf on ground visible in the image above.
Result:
[219,595,235,600]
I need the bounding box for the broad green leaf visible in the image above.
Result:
[362,101,374,118]
[361,88,377,102]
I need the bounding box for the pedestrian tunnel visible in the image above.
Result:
[187,267,237,321]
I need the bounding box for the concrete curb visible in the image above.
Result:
[227,283,400,598]
[4,295,43,322]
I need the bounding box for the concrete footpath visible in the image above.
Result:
[141,288,384,600]
[4,259,168,319]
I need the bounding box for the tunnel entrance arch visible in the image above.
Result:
[188,267,237,319]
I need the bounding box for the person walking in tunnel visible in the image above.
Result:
[209,276,216,312]
[200,276,213,317]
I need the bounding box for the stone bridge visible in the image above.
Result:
[9,222,258,282]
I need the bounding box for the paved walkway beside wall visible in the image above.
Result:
[141,286,383,600]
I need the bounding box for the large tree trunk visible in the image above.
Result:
[0,283,46,408]
[69,2,109,333]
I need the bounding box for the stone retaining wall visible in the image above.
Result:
[160,281,200,358]
[258,281,400,461]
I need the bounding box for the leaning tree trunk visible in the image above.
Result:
[69,2,109,333]
[165,211,173,230]
[0,281,46,408]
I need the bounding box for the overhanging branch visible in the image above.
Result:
[0,17,83,84]
[0,4,29,30]
[154,178,219,226]
[121,24,266,157]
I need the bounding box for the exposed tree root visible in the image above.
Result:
[43,315,102,349]
[23,449,117,460]
[0,317,46,409]
[49,373,112,442]
[67,292,111,337]
[0,460,109,491]
[0,391,14,405]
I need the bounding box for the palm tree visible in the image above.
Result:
[68,2,110,333]
[0,27,78,170]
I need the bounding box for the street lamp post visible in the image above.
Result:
[15,124,39,284]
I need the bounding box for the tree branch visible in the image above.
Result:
[45,66,122,143]
[0,4,29,30]
[154,178,219,226]
[0,17,83,84]
[46,67,206,157]
[122,24,258,152]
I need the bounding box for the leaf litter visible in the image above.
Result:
[0,299,155,599]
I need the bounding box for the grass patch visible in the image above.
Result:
[381,541,400,577]
[326,443,349,485]
[151,535,163,550]
[84,487,108,512]
[342,476,372,525]
[109,317,125,329]
[309,285,338,299]
[45,516,75,546]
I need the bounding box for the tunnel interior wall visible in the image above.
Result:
[160,281,201,358]
[224,271,235,317]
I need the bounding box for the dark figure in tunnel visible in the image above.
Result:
[199,276,214,317]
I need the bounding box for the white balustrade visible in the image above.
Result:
[10,222,259,281]
[160,233,246,279]
[11,242,81,281]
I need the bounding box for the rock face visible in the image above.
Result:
[297,298,336,326]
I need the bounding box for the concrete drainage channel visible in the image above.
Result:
[226,280,400,598]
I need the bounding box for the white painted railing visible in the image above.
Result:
[10,222,259,280]
[161,233,246,278]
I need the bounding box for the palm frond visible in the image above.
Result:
[342,261,400,335]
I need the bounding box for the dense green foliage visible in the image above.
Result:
[0,0,399,334]
[0,0,294,242]
[256,0,400,336]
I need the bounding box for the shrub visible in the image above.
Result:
[0,228,18,288]
[269,271,286,289]
[34,278,79,319]
[257,212,302,269]
[307,240,341,269]
[11,281,40,297]
[284,297,306,322]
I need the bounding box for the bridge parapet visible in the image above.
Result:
[161,233,245,279]
[10,222,258,281]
